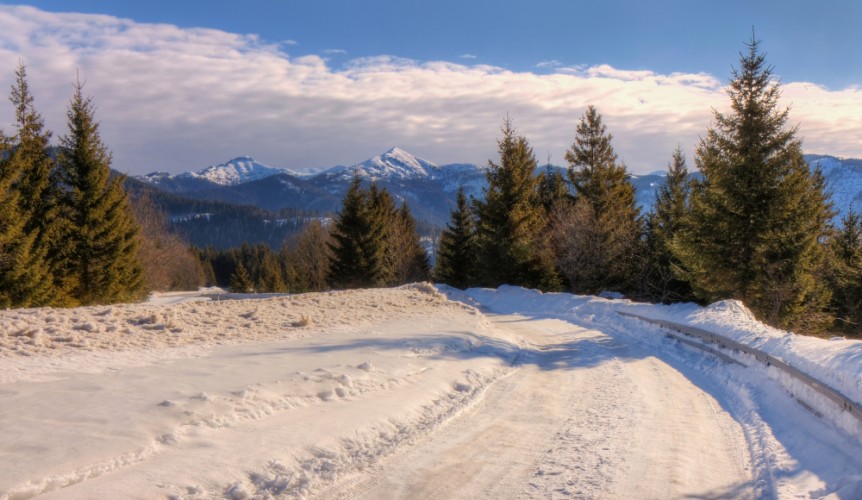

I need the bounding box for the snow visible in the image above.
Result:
[139,157,304,187]
[177,156,299,186]
[324,147,438,182]
[1,284,860,498]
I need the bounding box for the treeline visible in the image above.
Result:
[124,176,328,249]
[196,179,430,293]
[0,64,207,307]
[434,39,862,336]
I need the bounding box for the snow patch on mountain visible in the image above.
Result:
[323,147,438,182]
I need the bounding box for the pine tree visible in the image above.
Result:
[369,184,399,286]
[828,210,862,333]
[0,63,57,307]
[435,187,478,288]
[643,147,694,302]
[327,176,386,288]
[255,245,288,292]
[537,165,569,214]
[9,64,57,233]
[229,262,254,293]
[0,130,53,307]
[474,117,559,289]
[675,36,833,328]
[57,80,145,304]
[554,105,642,294]
[392,201,430,284]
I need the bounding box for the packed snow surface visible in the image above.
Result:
[1,284,860,499]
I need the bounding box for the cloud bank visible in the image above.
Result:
[0,5,860,175]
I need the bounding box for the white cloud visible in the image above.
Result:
[324,48,347,55]
[0,5,860,176]
[459,54,477,59]
[536,60,562,69]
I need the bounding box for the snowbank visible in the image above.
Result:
[0,283,481,383]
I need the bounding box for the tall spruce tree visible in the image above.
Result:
[0,130,53,307]
[391,201,431,284]
[555,105,641,294]
[57,81,145,304]
[369,184,399,286]
[327,176,386,288]
[9,64,57,234]
[474,117,559,289]
[675,37,833,328]
[643,147,693,303]
[827,210,862,333]
[435,187,478,288]
[0,63,57,306]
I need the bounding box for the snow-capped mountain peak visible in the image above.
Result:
[176,156,293,186]
[354,147,438,180]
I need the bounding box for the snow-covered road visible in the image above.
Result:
[1,284,860,498]
[337,314,752,499]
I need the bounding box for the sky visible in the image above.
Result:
[0,1,861,175]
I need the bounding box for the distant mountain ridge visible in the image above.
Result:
[805,154,862,220]
[136,149,862,228]
[141,156,303,187]
[136,148,489,226]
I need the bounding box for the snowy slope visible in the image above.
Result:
[177,156,299,186]
[139,157,299,187]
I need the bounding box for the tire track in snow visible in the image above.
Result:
[337,315,754,500]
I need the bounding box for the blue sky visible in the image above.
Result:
[18,0,862,88]
[1,1,861,174]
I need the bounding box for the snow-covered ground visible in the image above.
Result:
[0,284,860,498]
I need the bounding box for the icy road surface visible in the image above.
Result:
[1,284,860,498]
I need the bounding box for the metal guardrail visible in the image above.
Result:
[617,311,862,424]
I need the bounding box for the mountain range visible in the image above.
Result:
[137,147,492,227]
[135,148,862,248]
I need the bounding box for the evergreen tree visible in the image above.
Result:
[392,201,430,284]
[8,64,57,233]
[229,261,254,293]
[674,37,833,329]
[435,187,478,288]
[369,184,399,285]
[253,244,288,292]
[327,176,386,288]
[536,165,570,214]
[57,80,145,304]
[0,130,53,307]
[827,209,862,333]
[474,117,560,289]
[555,105,642,294]
[643,147,694,302]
